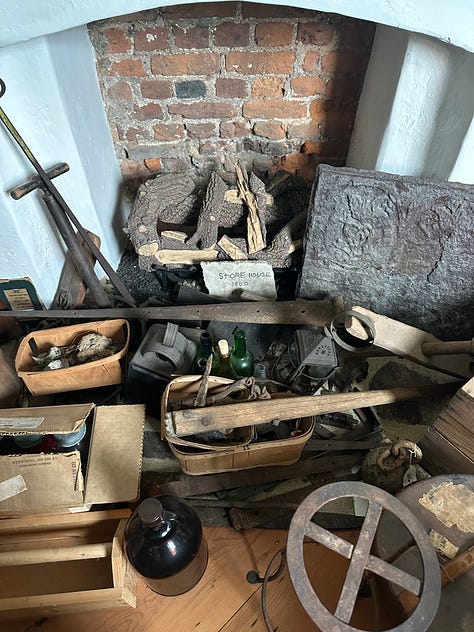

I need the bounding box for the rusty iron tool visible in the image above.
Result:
[10,167,111,308]
[287,481,441,632]
[0,297,338,326]
[0,77,136,308]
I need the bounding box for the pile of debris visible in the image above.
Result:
[125,164,310,271]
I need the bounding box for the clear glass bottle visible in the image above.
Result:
[217,339,236,379]
[230,328,254,377]
[194,331,220,375]
[124,495,208,596]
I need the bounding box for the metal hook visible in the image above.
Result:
[0,78,6,99]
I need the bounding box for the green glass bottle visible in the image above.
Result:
[194,332,220,375]
[230,328,254,378]
[216,339,236,379]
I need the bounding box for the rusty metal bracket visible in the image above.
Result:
[287,481,441,632]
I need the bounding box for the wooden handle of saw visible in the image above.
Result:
[422,338,474,356]
[399,545,474,615]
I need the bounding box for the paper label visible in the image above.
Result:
[0,416,45,430]
[0,475,27,502]
[201,261,277,300]
[3,288,35,310]
[429,529,459,559]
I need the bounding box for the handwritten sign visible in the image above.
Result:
[201,261,276,300]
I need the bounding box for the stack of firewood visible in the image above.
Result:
[125,162,310,271]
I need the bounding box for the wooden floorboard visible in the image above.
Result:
[1,526,399,632]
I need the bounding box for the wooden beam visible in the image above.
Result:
[155,454,362,497]
[168,383,460,437]
[0,298,337,325]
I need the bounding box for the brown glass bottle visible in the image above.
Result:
[124,495,208,596]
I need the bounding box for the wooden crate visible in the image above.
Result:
[0,509,136,618]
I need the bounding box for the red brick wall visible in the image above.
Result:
[88,2,374,184]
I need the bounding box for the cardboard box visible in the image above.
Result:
[0,403,144,516]
[0,509,137,618]
[15,319,130,396]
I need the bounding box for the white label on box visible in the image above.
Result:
[3,288,35,310]
[201,261,277,300]
[0,475,27,502]
[0,416,45,429]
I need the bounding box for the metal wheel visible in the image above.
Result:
[287,481,441,632]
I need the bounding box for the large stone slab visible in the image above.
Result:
[298,165,474,339]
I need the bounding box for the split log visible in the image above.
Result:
[235,162,266,253]
[125,172,198,271]
[217,235,248,260]
[187,172,228,249]
[153,248,218,265]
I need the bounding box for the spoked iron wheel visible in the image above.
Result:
[287,482,441,632]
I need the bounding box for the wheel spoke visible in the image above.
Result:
[365,555,422,595]
[335,501,383,623]
[305,521,353,558]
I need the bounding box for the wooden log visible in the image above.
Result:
[217,235,248,260]
[224,189,273,206]
[0,298,338,326]
[187,172,227,249]
[168,382,460,437]
[160,230,188,242]
[153,248,218,265]
[350,306,472,378]
[235,162,266,253]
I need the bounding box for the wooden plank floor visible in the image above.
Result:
[2,526,398,632]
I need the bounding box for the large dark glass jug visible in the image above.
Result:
[124,495,208,596]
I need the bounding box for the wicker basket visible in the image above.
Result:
[161,375,314,475]
[15,320,130,395]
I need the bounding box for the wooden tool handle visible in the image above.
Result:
[168,382,460,437]
[422,339,474,357]
[399,545,474,614]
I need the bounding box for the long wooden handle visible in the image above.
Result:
[422,339,474,356]
[399,545,474,614]
[168,382,460,437]
[0,542,112,566]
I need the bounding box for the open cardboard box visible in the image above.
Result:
[0,403,145,517]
